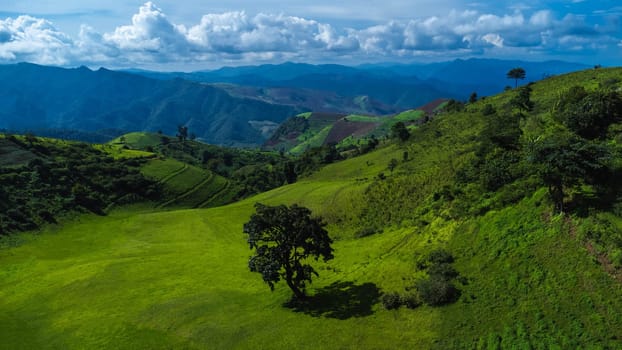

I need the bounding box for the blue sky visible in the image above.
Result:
[0,1,619,70]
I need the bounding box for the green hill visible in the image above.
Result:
[264,104,439,154]
[140,158,235,208]
[1,67,622,348]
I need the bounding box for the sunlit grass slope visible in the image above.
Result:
[140,158,234,209]
[2,155,621,348]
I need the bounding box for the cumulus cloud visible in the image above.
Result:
[0,15,74,65]
[0,1,619,67]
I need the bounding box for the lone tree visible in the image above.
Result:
[391,121,410,141]
[244,203,334,299]
[507,67,526,88]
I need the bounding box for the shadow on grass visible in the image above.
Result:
[284,281,380,320]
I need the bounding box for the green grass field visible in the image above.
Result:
[110,132,163,149]
[2,156,621,348]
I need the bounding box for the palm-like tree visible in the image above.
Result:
[507,67,526,88]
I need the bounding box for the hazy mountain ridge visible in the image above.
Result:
[0,63,304,146]
[133,58,588,106]
[0,59,589,147]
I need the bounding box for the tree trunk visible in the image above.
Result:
[286,278,306,300]
[549,184,564,213]
[284,266,305,299]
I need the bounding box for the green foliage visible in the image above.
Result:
[415,275,460,306]
[509,85,534,112]
[381,292,403,310]
[442,99,465,113]
[528,134,612,212]
[481,104,496,116]
[0,135,158,235]
[428,249,455,264]
[244,203,334,299]
[555,87,621,139]
[391,121,410,141]
[413,249,462,306]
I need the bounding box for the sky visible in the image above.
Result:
[0,1,620,70]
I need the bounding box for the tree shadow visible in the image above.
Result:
[284,281,380,320]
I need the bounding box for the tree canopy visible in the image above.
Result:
[243,203,334,299]
[556,87,622,140]
[507,67,526,88]
[528,134,611,213]
[391,121,410,141]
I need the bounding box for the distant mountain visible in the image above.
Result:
[212,83,399,115]
[358,58,590,97]
[135,66,455,110]
[0,63,305,146]
[132,59,588,108]
[1,60,588,147]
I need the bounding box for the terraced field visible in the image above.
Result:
[141,158,234,209]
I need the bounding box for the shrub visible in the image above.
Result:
[416,276,460,306]
[427,263,459,280]
[402,292,421,309]
[382,292,403,310]
[428,249,454,264]
[481,104,496,116]
[610,249,622,268]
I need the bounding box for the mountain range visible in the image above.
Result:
[0,63,302,146]
[0,59,588,146]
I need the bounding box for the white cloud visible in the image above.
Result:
[0,15,74,65]
[482,33,504,47]
[0,2,619,68]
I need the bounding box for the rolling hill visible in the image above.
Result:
[264,100,445,154]
[1,66,622,349]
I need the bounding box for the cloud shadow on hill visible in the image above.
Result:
[284,281,380,320]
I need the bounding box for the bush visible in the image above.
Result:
[382,292,403,310]
[402,292,421,309]
[428,249,454,264]
[427,263,459,280]
[416,276,460,306]
[481,104,496,116]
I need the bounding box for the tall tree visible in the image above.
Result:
[528,134,611,213]
[244,203,334,299]
[507,67,526,88]
[556,87,622,140]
